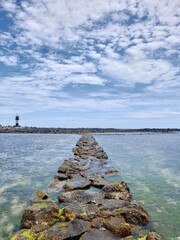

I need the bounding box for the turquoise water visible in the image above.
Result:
[95,133,180,239]
[0,133,180,239]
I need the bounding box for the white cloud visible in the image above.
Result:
[0,0,179,125]
[0,55,18,66]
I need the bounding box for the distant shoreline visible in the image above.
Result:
[0,126,179,134]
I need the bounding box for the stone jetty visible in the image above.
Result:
[11,134,163,240]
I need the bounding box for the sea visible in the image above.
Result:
[0,133,179,240]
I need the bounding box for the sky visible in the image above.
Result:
[0,0,179,128]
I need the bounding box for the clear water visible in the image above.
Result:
[0,133,180,240]
[95,133,180,240]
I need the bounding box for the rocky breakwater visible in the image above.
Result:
[11,134,163,240]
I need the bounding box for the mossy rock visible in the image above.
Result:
[11,229,35,240]
[21,199,60,228]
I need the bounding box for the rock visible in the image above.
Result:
[36,190,48,200]
[147,231,164,240]
[103,216,132,237]
[64,202,100,221]
[80,228,120,240]
[58,189,99,203]
[40,219,91,240]
[10,229,35,240]
[98,199,128,211]
[120,204,149,226]
[103,182,132,201]
[91,217,103,228]
[21,199,60,228]
[54,173,68,180]
[90,176,108,188]
[30,190,48,203]
[48,179,65,192]
[72,134,108,159]
[103,169,120,175]
[63,175,91,191]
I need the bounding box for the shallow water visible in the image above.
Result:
[95,133,180,239]
[0,133,179,239]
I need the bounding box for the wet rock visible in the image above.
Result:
[90,175,108,188]
[21,199,60,228]
[91,217,103,228]
[120,204,149,226]
[31,190,48,203]
[103,182,132,201]
[98,199,128,212]
[31,224,49,234]
[73,134,108,159]
[40,219,91,240]
[48,179,65,192]
[103,216,132,237]
[58,189,99,203]
[10,229,35,240]
[54,173,68,180]
[103,169,120,175]
[80,228,120,240]
[64,202,100,221]
[147,231,164,240]
[63,175,91,191]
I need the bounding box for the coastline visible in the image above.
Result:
[0,126,179,134]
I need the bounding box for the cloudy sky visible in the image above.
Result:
[0,0,179,128]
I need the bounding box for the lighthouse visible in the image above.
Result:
[15,114,20,127]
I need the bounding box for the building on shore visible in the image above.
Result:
[15,114,20,127]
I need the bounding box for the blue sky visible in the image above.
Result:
[0,0,179,128]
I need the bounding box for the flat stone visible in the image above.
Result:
[103,216,132,237]
[21,199,60,228]
[40,219,91,240]
[63,176,91,191]
[58,189,99,203]
[64,202,100,221]
[80,228,120,240]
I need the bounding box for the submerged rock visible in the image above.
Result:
[147,231,164,240]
